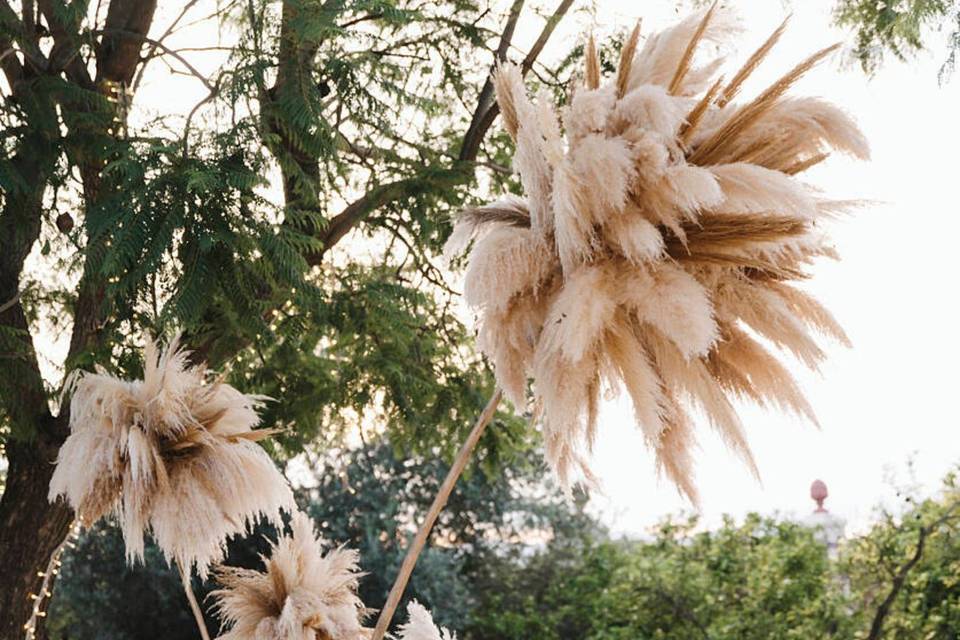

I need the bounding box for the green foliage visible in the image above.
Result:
[833,0,960,79]
[840,471,960,639]
[0,0,558,461]
[469,515,854,640]
[468,469,960,640]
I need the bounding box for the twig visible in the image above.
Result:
[370,388,503,640]
[866,501,960,640]
[0,286,26,314]
[179,563,211,640]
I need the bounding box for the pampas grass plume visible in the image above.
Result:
[445,7,868,500]
[212,512,368,640]
[48,335,294,575]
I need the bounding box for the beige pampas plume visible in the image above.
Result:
[211,512,368,640]
[444,7,868,502]
[397,602,456,640]
[48,335,294,575]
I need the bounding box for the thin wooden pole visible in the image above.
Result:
[371,388,503,640]
[179,563,211,640]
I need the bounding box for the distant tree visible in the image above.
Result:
[0,1,576,635]
[840,470,960,640]
[467,468,960,640]
[833,0,960,79]
[468,514,855,640]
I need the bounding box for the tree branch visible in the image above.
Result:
[866,501,960,640]
[318,0,574,257]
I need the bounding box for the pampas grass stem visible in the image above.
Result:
[179,563,211,640]
[370,389,503,640]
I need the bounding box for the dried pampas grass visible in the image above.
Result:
[446,7,868,502]
[211,512,369,640]
[48,336,294,575]
[398,602,456,640]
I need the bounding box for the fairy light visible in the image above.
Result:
[23,520,81,640]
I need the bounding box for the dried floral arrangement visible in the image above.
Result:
[40,7,869,640]
[211,512,368,640]
[49,336,294,575]
[445,5,868,502]
[210,512,456,640]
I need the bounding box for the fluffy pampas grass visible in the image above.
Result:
[446,7,868,502]
[397,602,456,640]
[211,512,369,640]
[48,335,294,575]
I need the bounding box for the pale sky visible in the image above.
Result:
[27,1,960,537]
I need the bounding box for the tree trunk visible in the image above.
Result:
[0,429,73,640]
[0,2,157,635]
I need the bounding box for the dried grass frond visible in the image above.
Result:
[689,43,841,166]
[668,0,718,95]
[585,33,601,90]
[446,9,866,498]
[679,75,725,146]
[616,20,643,99]
[212,512,369,640]
[398,602,457,640]
[49,336,293,576]
[492,64,521,140]
[718,16,789,107]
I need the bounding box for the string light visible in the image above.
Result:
[23,519,81,640]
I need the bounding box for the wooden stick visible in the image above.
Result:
[370,389,503,640]
[179,563,211,640]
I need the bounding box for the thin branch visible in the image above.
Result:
[866,501,960,640]
[338,11,384,29]
[459,0,525,162]
[131,0,203,93]
[0,287,24,314]
[370,389,503,640]
[94,29,214,92]
[459,0,574,161]
[179,563,212,640]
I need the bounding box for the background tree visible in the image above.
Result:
[832,0,960,79]
[0,0,576,635]
[468,515,856,640]
[466,469,960,640]
[840,470,960,640]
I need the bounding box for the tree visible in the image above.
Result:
[840,470,960,640]
[833,0,960,80]
[468,515,855,640]
[466,468,960,640]
[0,0,575,635]
[45,440,595,639]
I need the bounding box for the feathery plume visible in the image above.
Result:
[48,335,294,575]
[398,602,456,640]
[212,512,369,640]
[445,8,868,500]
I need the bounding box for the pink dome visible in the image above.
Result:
[810,479,828,511]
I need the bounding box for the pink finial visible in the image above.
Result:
[810,479,828,512]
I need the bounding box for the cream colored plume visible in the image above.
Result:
[48,335,294,575]
[445,7,868,502]
[397,602,456,640]
[211,512,369,640]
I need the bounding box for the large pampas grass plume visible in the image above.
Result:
[48,335,294,575]
[211,512,369,640]
[446,7,868,502]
